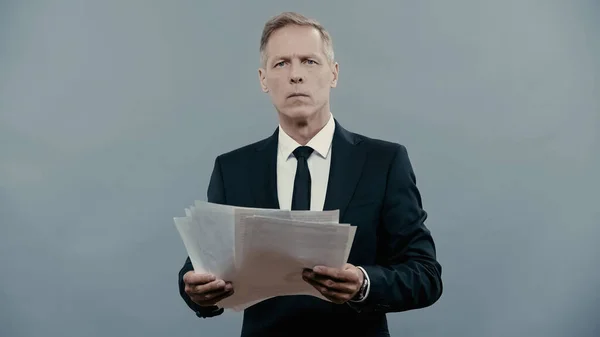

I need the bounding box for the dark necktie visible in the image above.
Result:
[291,146,314,211]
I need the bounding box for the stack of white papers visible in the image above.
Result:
[173,201,356,311]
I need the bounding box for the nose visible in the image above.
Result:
[290,75,304,84]
[289,63,304,84]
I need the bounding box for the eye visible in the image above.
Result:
[274,61,286,68]
[305,59,317,65]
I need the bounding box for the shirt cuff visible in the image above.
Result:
[350,266,371,303]
[195,306,224,318]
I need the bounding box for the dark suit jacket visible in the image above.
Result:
[178,120,443,337]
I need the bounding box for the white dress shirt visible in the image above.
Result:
[276,113,370,302]
[276,113,334,211]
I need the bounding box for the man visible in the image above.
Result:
[178,11,442,337]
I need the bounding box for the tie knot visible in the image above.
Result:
[293,146,314,160]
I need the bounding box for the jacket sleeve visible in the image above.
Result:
[178,156,226,318]
[356,144,443,313]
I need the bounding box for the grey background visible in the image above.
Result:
[1,1,598,336]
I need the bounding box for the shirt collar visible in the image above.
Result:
[278,113,335,160]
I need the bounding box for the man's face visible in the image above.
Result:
[258,25,338,122]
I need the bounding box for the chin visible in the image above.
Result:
[279,106,316,121]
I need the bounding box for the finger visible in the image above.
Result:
[186,279,228,295]
[183,271,216,285]
[311,266,358,283]
[190,283,233,303]
[212,288,234,301]
[302,272,355,294]
[303,278,351,304]
[193,287,235,306]
[302,268,356,291]
[197,285,233,301]
[194,279,229,294]
[193,281,233,296]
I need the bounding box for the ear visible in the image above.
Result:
[258,68,269,92]
[330,62,339,88]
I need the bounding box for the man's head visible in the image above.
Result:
[258,12,339,126]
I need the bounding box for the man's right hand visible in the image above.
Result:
[183,271,234,307]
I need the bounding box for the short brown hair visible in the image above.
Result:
[259,12,334,67]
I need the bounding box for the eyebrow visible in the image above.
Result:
[271,53,321,62]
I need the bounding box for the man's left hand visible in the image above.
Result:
[302,263,364,304]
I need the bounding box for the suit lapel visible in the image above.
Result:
[250,128,280,209]
[323,120,366,221]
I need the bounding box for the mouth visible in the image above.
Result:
[287,93,309,98]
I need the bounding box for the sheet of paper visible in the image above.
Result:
[174,201,336,281]
[218,216,356,310]
[232,206,340,271]
[173,201,355,312]
[174,201,237,281]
